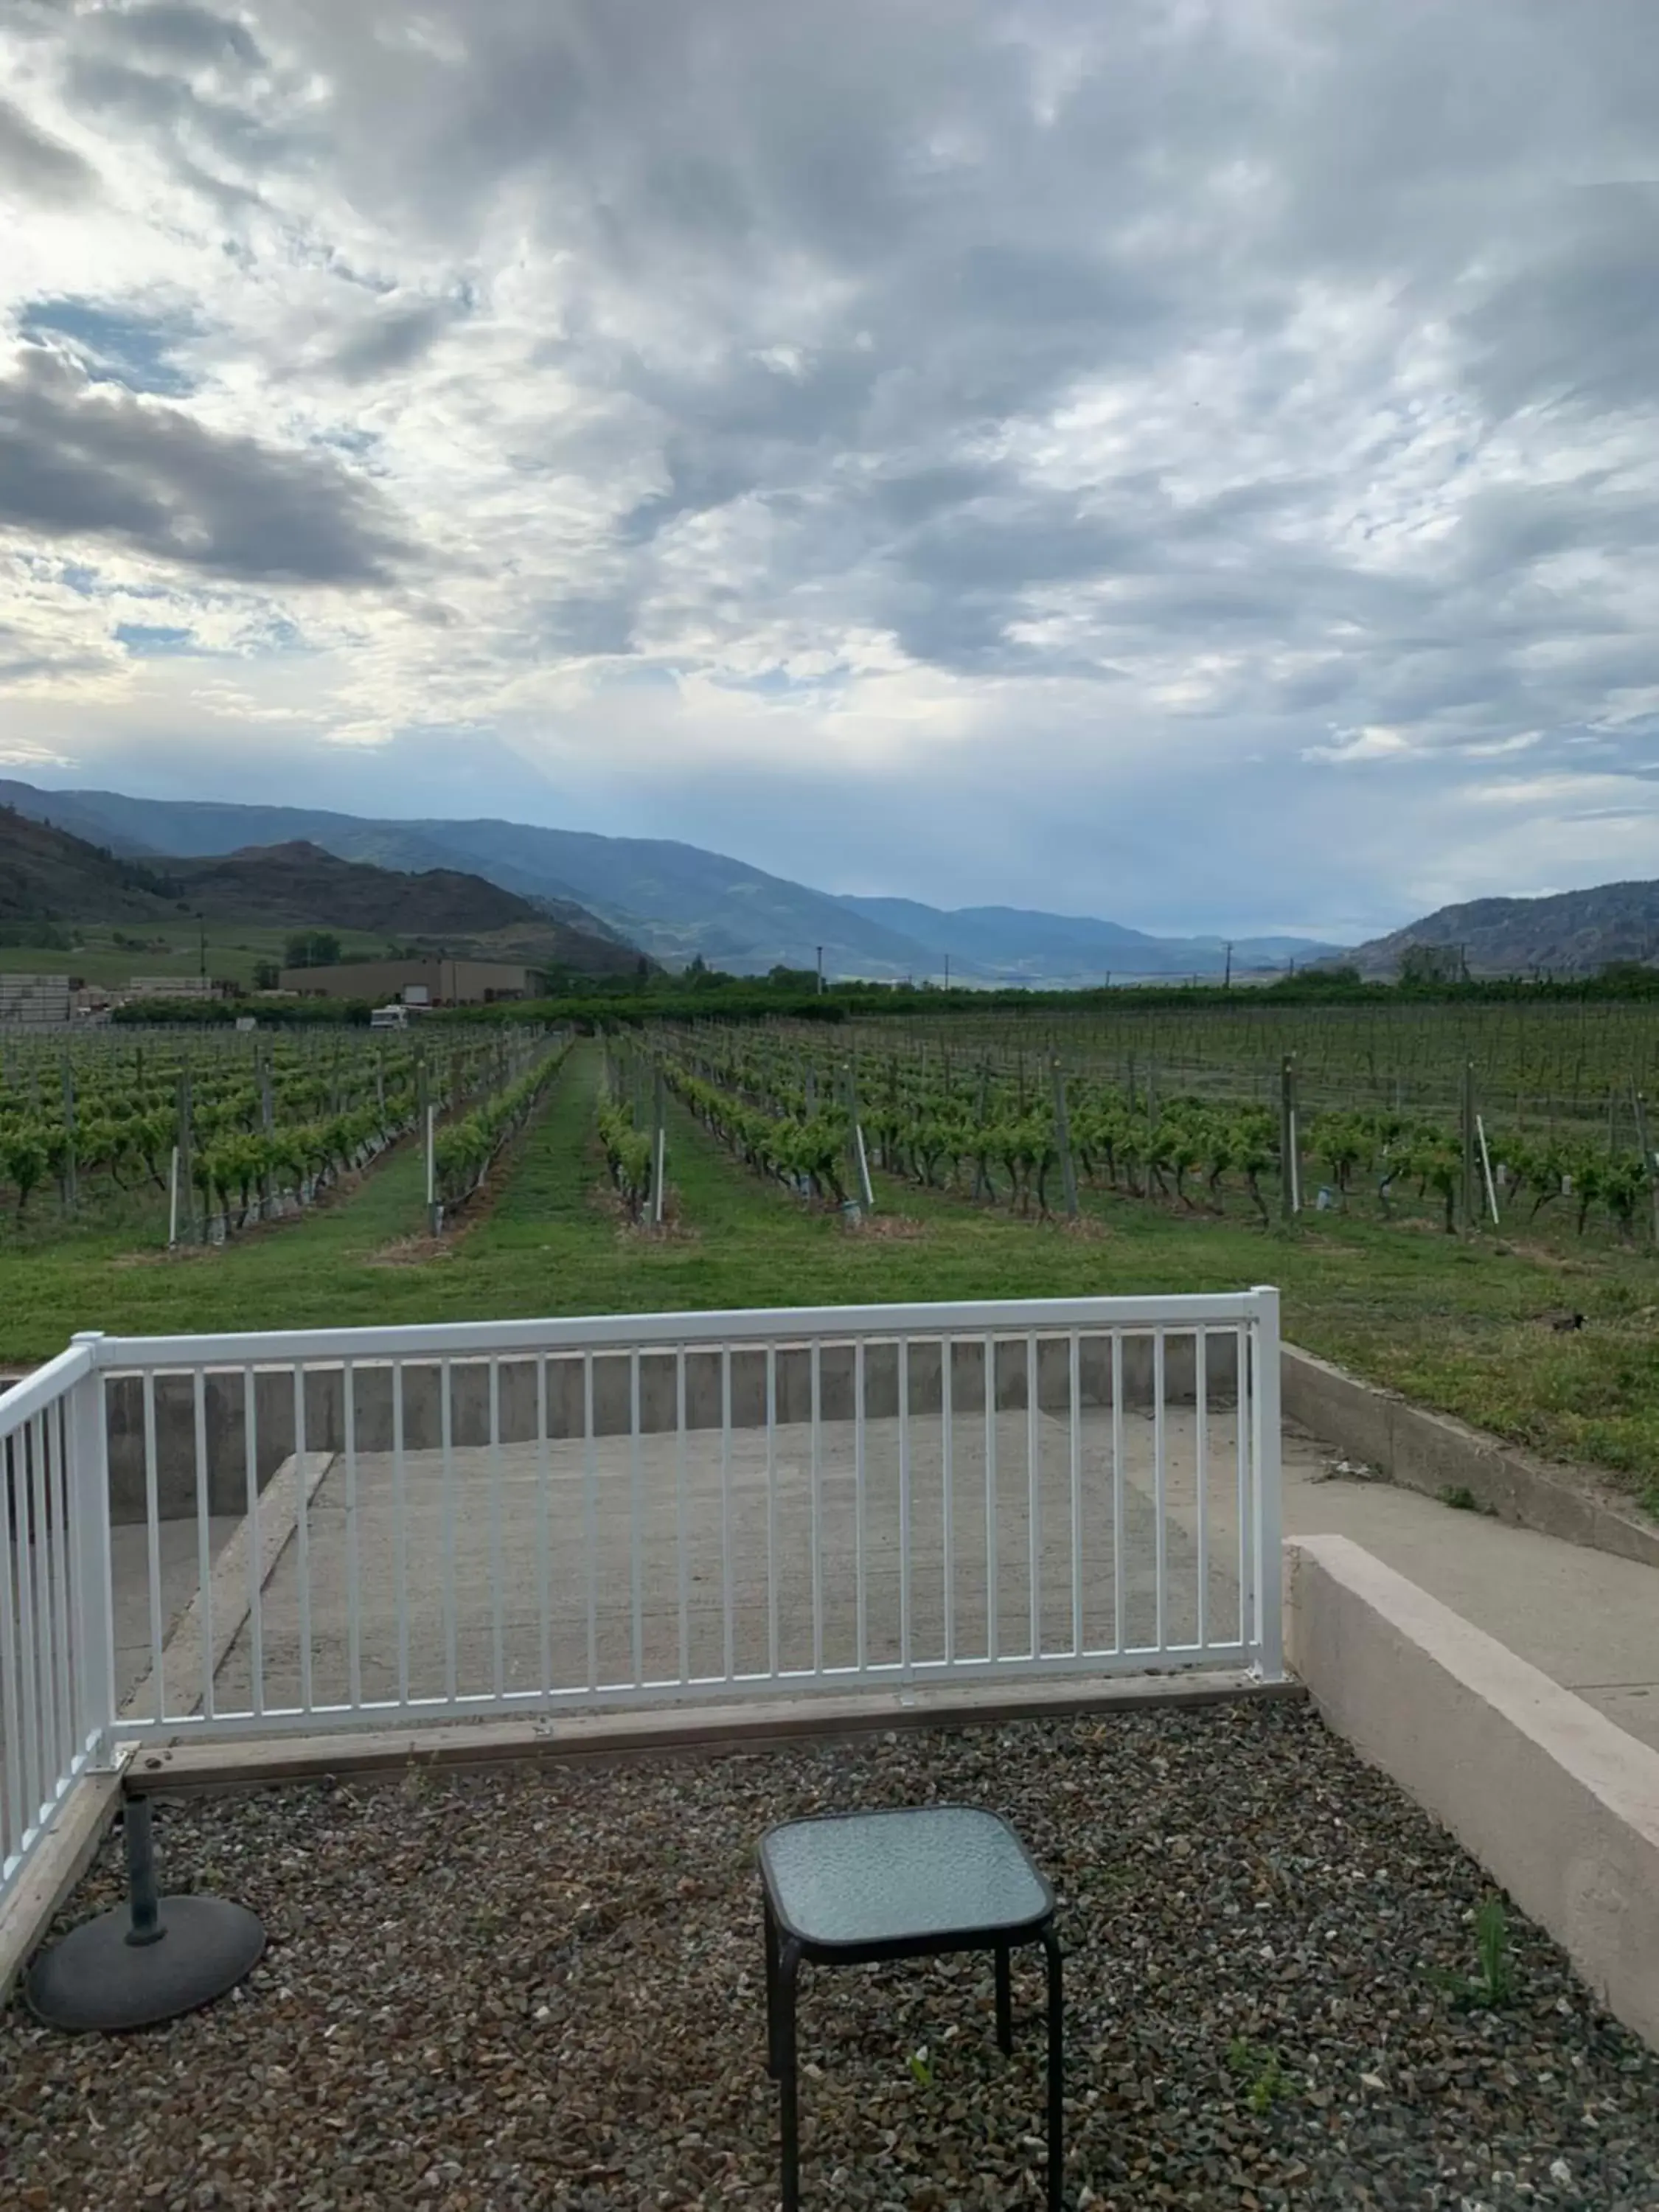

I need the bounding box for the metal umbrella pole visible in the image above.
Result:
[27,1794,266,2034]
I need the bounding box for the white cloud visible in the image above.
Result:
[1302,726,1416,763]
[1,1,1658,931]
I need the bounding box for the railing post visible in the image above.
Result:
[66,1334,117,1770]
[1250,1288,1284,1682]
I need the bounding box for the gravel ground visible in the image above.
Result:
[4,1703,1659,2211]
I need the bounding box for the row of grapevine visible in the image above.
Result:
[0,1025,562,1242]
[647,1020,1659,1246]
[822,1001,1659,1131]
[432,1035,572,1215]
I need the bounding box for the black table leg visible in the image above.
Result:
[995,1941,1012,2056]
[778,1937,803,2212]
[1043,1927,1063,2211]
[764,1899,781,2078]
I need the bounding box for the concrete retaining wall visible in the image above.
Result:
[101,1330,1242,1523]
[1286,1532,1659,2053]
[1282,1343,1659,1571]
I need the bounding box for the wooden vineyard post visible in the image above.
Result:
[60,1057,77,1217]
[1461,1060,1478,1237]
[1050,1058,1079,1219]
[177,1068,195,1245]
[652,1065,667,1228]
[1635,1088,1659,1249]
[1278,1056,1300,1221]
[974,1063,991,1198]
[416,1047,438,1236]
[845,1061,875,1214]
[260,1048,276,1218]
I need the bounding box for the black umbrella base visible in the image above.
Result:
[26,1894,266,2033]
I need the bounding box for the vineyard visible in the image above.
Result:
[0,1024,567,1246]
[647,1006,1659,1250]
[1,1029,1657,1498]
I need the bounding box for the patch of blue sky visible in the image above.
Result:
[114,623,198,655]
[20,298,200,397]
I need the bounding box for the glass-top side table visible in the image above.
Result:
[757,1806,1063,2210]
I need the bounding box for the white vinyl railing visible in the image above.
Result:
[1,1289,1281,1909]
[1,1342,114,1911]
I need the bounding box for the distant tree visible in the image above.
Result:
[252,959,281,990]
[283,931,341,968]
[1398,942,1464,986]
[767,964,818,991]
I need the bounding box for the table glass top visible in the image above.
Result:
[760,1806,1049,1947]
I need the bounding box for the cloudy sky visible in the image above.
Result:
[3,0,1658,940]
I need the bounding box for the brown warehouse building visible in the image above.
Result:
[278,959,544,1005]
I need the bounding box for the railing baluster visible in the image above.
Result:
[30,1419,57,1777]
[393,1360,409,1708]
[489,1358,504,1702]
[1153,1332,1167,1656]
[810,1341,823,1677]
[142,1374,164,1722]
[440,1357,456,1703]
[1195,1329,1209,1651]
[536,1355,552,1700]
[854,1338,867,1673]
[584,1352,598,1694]
[244,1365,264,1717]
[193,1368,215,1719]
[630,1349,643,1688]
[675,1348,689,1686]
[1252,1288,1284,1680]
[941,1336,954,1668]
[1026,1332,1040,1660]
[1235,1323,1250,1651]
[720,1346,733,1683]
[1068,1332,1082,1658]
[765,1344,779,1679]
[15,1426,42,1831]
[46,1409,73,1781]
[1110,1334,1125,1655]
[897,1337,912,1678]
[344,1363,361,1710]
[984,1334,998,1664]
[15,1433,42,1832]
[0,1436,25,1862]
[293,1363,312,1714]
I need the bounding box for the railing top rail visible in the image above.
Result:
[0,1343,94,1433]
[82,1290,1277,1370]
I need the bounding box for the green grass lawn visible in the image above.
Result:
[0,922,398,989]
[5,1042,1657,1503]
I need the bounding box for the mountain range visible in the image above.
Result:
[1345,882,1659,979]
[5,777,1655,981]
[0,807,639,975]
[0,779,1341,984]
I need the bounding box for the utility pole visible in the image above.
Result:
[197,911,206,980]
[1223,942,1233,990]
[944,954,950,991]
[815,945,824,995]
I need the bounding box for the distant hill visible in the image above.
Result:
[0,805,183,922]
[0,811,639,976]
[0,779,1343,982]
[837,897,1346,981]
[1347,881,1659,978]
[174,841,538,933]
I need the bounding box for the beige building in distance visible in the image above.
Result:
[279,958,543,1005]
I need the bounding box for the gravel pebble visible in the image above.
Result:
[4,1702,1659,2209]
